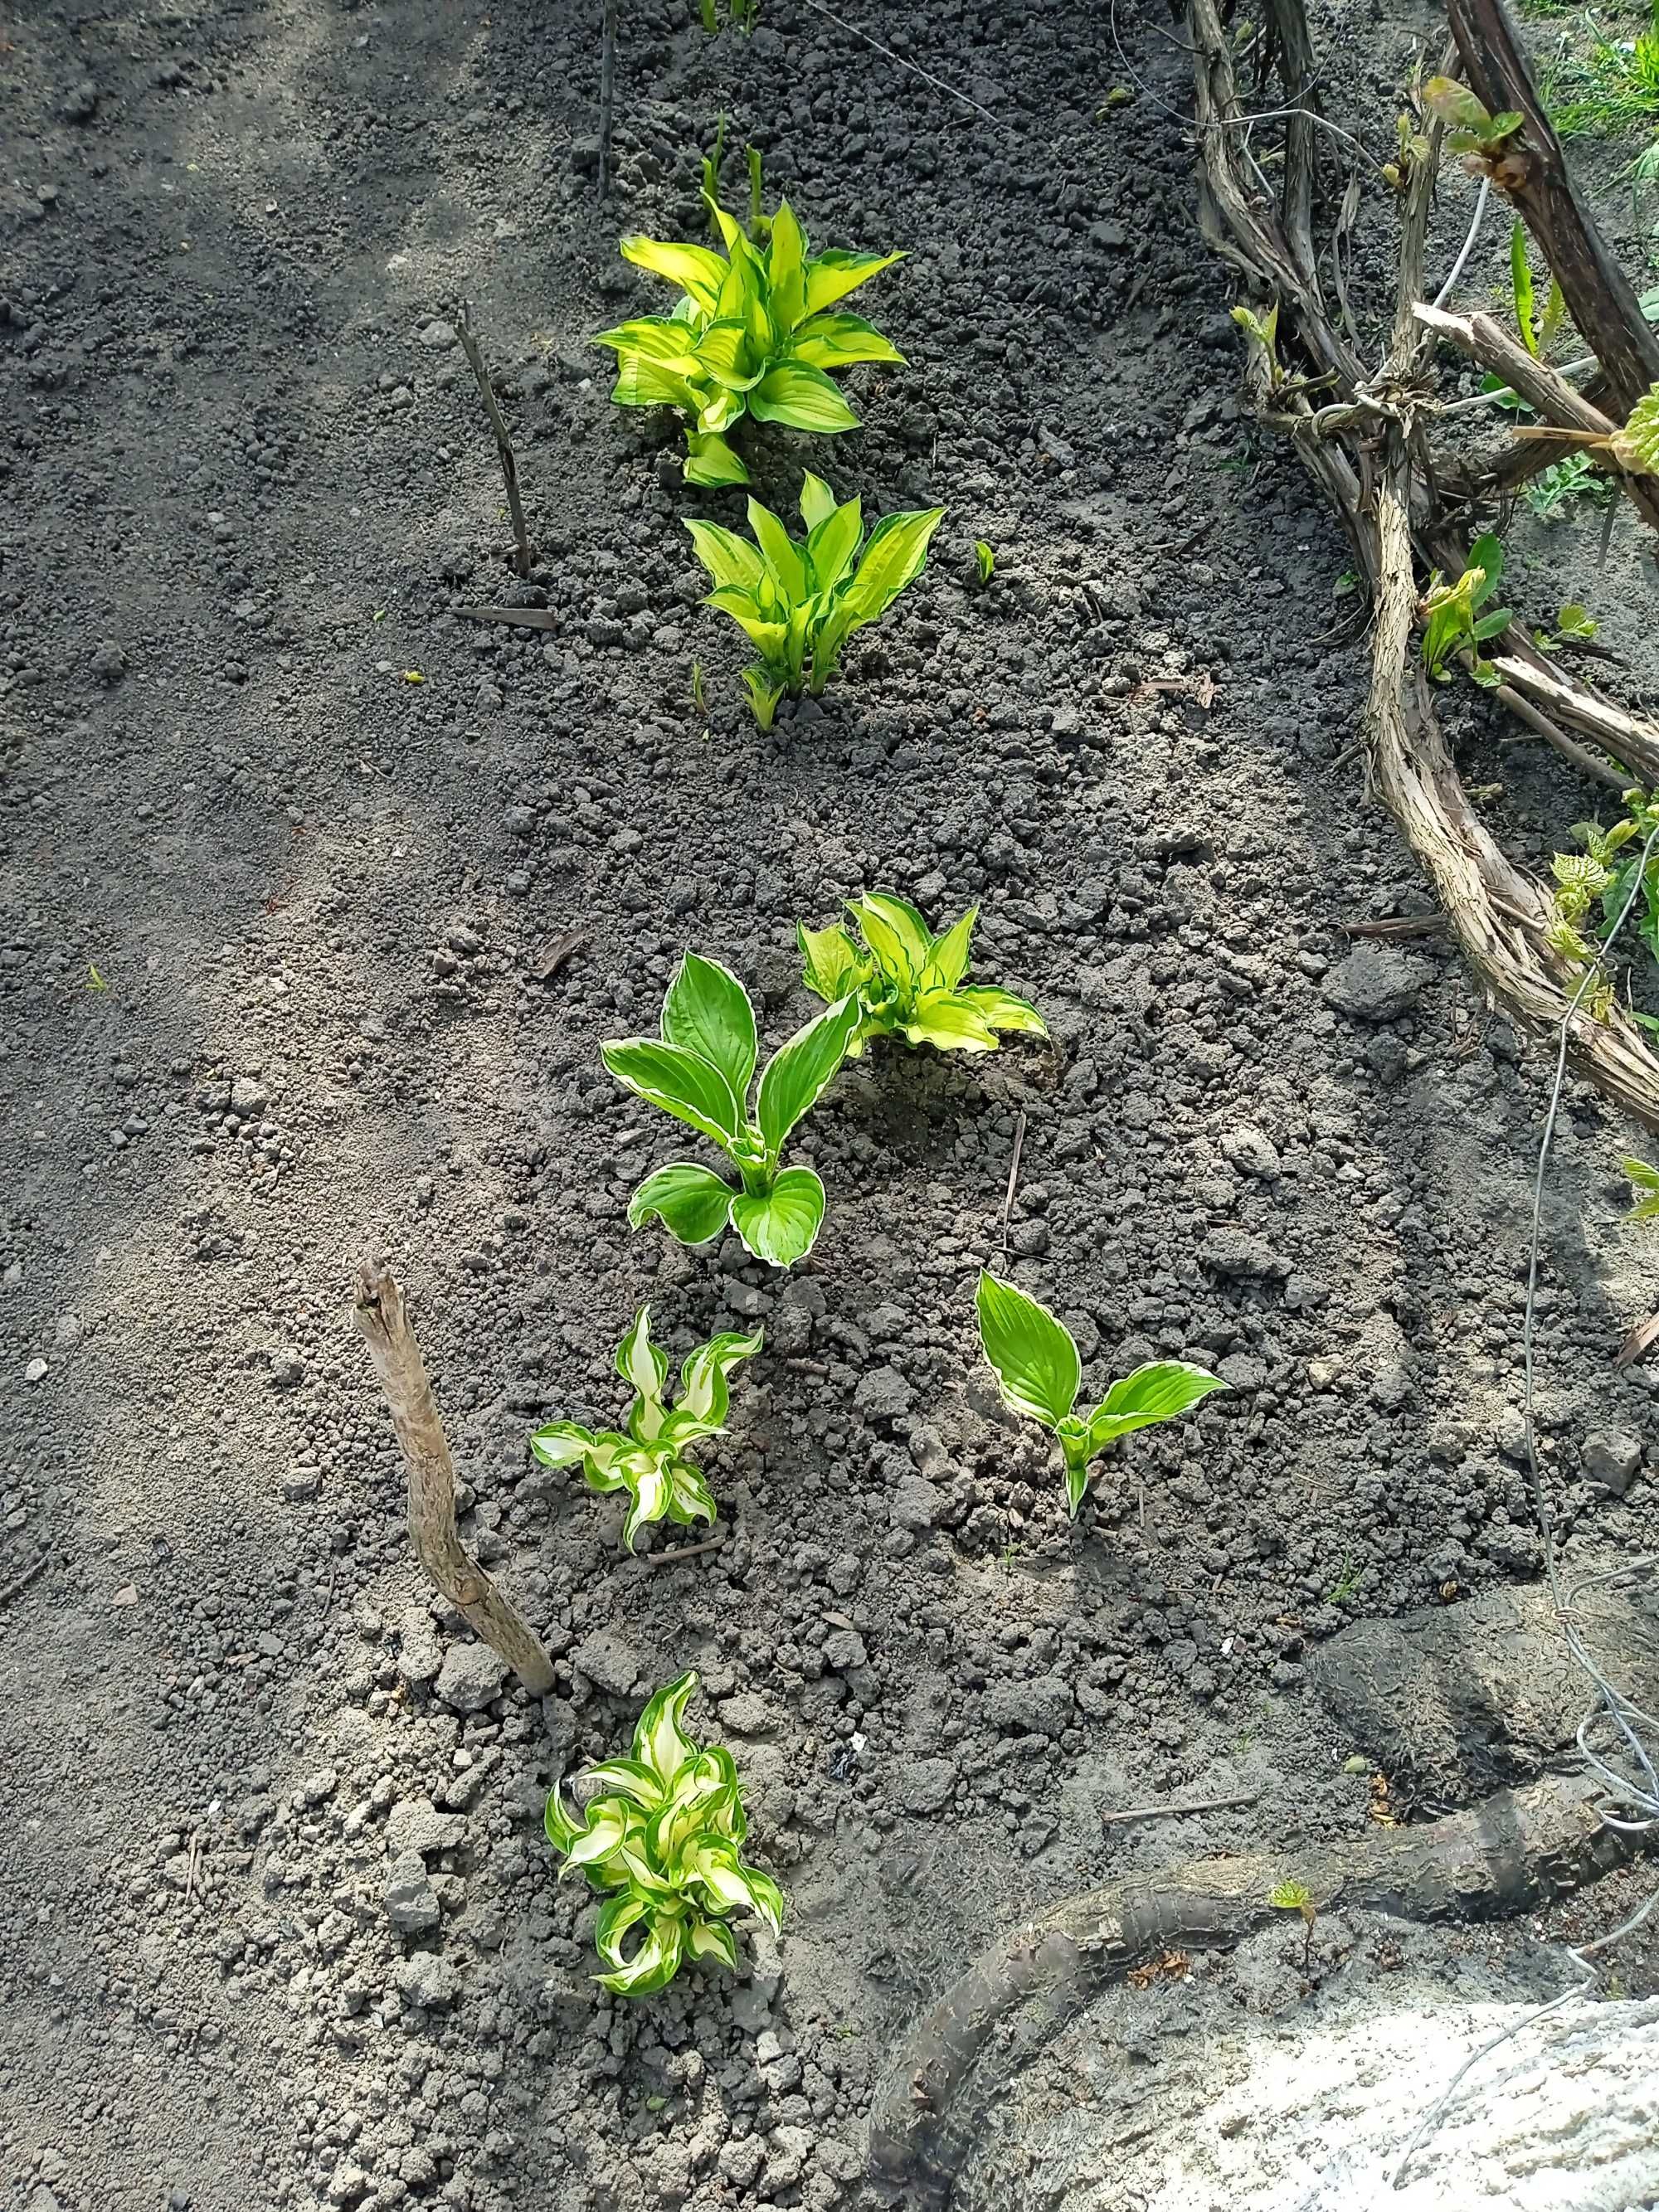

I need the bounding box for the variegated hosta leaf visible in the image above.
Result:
[596,1911,686,1997]
[672,1325,764,1437]
[799,921,870,1005]
[688,1915,741,1970]
[633,1670,702,1785]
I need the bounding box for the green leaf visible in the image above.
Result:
[1623,1155,1659,1221]
[633,1670,701,1786]
[592,318,705,371]
[920,907,978,990]
[799,469,839,532]
[596,1912,686,1997]
[805,496,864,596]
[729,1165,828,1266]
[611,355,698,410]
[1467,532,1504,609]
[529,1419,600,1469]
[619,234,728,311]
[746,497,809,602]
[840,507,946,626]
[756,994,861,1154]
[1556,603,1598,639]
[545,1784,583,1858]
[661,951,758,1102]
[688,1915,741,1969]
[1511,221,1537,357]
[620,1459,671,1549]
[789,310,906,372]
[956,984,1048,1037]
[708,590,790,662]
[685,519,769,596]
[849,896,919,986]
[1612,382,1659,475]
[1083,1361,1228,1453]
[741,668,786,728]
[1423,77,1494,136]
[975,1271,1080,1430]
[563,1801,638,1875]
[594,1888,652,1966]
[798,920,868,1003]
[747,361,861,433]
[674,1326,765,1432]
[694,318,765,391]
[899,996,1001,1053]
[684,430,750,486]
[616,1305,669,1405]
[856,892,934,973]
[801,248,905,317]
[766,199,809,333]
[687,1840,785,1931]
[626,1160,737,1245]
[601,1038,740,1148]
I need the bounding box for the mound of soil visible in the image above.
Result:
[3,2,1657,2210]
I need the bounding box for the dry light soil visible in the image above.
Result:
[4,2,1659,2210]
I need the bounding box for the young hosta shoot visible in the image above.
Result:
[687,473,945,727]
[591,197,905,486]
[528,1307,761,1550]
[800,892,1046,1057]
[975,1271,1227,1518]
[546,1671,784,1997]
[603,951,859,1266]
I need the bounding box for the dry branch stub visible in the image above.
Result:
[352,1258,556,1696]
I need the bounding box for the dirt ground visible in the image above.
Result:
[3,2,1658,2209]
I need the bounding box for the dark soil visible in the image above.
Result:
[3,2,1657,2210]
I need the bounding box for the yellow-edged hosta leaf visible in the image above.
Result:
[790,310,906,371]
[697,383,747,434]
[684,430,750,486]
[591,318,705,371]
[799,920,868,1004]
[856,892,934,970]
[619,235,728,312]
[694,318,765,391]
[611,354,697,410]
[685,518,769,596]
[840,506,946,625]
[901,996,1002,1053]
[802,247,906,316]
[747,361,860,433]
[956,984,1048,1035]
[766,200,809,331]
[798,469,839,532]
[920,906,978,989]
[805,496,864,596]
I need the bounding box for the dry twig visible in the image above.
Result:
[455,303,533,579]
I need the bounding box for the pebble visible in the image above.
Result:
[383,1851,441,1933]
[419,318,458,348]
[889,1473,942,1532]
[854,1365,914,1421]
[571,1628,642,1697]
[1321,946,1428,1023]
[1584,1429,1642,1495]
[435,1640,509,1714]
[385,1795,465,1859]
[24,1358,49,1383]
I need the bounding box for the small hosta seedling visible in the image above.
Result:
[800,892,1046,1057]
[528,1306,761,1550]
[686,473,944,727]
[975,1271,1227,1517]
[546,1670,784,1996]
[974,539,995,586]
[1420,532,1511,688]
[603,950,859,1266]
[591,197,905,486]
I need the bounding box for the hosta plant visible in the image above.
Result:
[546,1670,784,1996]
[799,892,1046,1056]
[591,197,904,486]
[975,1271,1227,1518]
[687,473,945,727]
[602,950,859,1266]
[528,1306,761,1550]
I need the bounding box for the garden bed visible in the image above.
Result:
[2,1,1657,2208]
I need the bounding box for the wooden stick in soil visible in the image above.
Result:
[352,1259,556,1696]
[1445,0,1659,418]
[455,302,533,580]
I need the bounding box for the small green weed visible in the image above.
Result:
[1528,453,1618,518]
[1541,2,1659,138]
[1328,1557,1360,1603]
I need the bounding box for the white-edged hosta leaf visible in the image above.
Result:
[805,496,864,596]
[632,1670,701,1787]
[674,1325,764,1433]
[596,1910,686,1997]
[975,1271,1080,1430]
[594,1889,652,1966]
[688,1915,741,1969]
[801,247,906,317]
[601,1037,740,1147]
[920,906,978,990]
[684,430,750,486]
[789,309,906,371]
[626,1161,737,1246]
[684,518,768,596]
[756,995,861,1154]
[1611,382,1659,475]
[1084,1361,1228,1454]
[528,1419,600,1469]
[620,1458,671,1550]
[840,507,946,625]
[616,1305,669,1406]
[661,950,759,1102]
[746,498,809,602]
[900,996,1002,1053]
[956,984,1048,1036]
[583,1757,666,1811]
[741,1864,786,1933]
[544,1783,584,1857]
[619,234,728,311]
[663,1455,718,1527]
[562,1801,637,1874]
[798,469,839,532]
[729,1165,828,1267]
[747,360,860,433]
[574,1434,630,1494]
[798,920,869,1003]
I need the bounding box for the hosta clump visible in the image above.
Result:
[591,197,904,487]
[688,473,944,727]
[528,1307,761,1551]
[603,950,859,1266]
[800,892,1046,1056]
[975,1271,1227,1517]
[546,1671,784,1996]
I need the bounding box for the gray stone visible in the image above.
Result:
[90,640,125,682]
[984,1673,1076,1737]
[419,318,458,348]
[1220,1124,1281,1180]
[1217,1353,1266,1391]
[890,1473,942,1532]
[230,1075,268,1116]
[572,1628,642,1697]
[1321,946,1428,1023]
[385,1795,465,1859]
[435,1639,509,1714]
[397,1607,444,1687]
[856,1364,915,1421]
[394,1952,459,2008]
[1199,1228,1289,1281]
[383,1850,441,1934]
[1584,1429,1642,1496]
[718,1692,776,1738]
[896,1757,956,1814]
